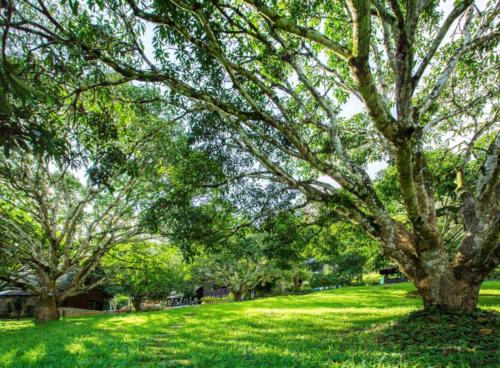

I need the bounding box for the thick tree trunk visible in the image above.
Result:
[421,247,481,311]
[416,277,480,312]
[132,296,143,312]
[34,294,59,323]
[389,234,483,312]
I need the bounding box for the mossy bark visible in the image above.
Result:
[416,277,480,312]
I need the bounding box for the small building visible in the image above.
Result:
[60,289,112,311]
[379,267,408,284]
[195,286,230,301]
[0,290,37,319]
[0,288,112,319]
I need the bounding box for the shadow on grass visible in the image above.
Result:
[375,308,499,367]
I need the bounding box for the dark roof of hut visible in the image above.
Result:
[0,289,32,297]
[379,267,399,275]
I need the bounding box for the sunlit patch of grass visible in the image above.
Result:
[0,350,18,367]
[250,306,415,316]
[20,343,47,364]
[65,342,86,355]
[362,272,381,285]
[0,319,34,332]
[0,281,498,367]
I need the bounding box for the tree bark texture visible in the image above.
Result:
[34,294,59,323]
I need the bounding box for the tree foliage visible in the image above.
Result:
[191,233,276,301]
[103,242,190,310]
[1,0,499,311]
[0,82,179,321]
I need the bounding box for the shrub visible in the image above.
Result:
[201,295,234,304]
[114,295,130,309]
[310,272,337,288]
[363,272,382,285]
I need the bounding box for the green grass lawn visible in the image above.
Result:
[1,282,499,368]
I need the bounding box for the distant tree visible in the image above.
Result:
[309,260,365,288]
[0,85,177,322]
[192,235,275,301]
[334,253,367,285]
[0,153,142,322]
[274,264,312,292]
[302,220,381,286]
[310,266,336,289]
[103,243,190,311]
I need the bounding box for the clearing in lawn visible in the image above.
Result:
[0,282,499,368]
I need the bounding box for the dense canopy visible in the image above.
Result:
[0,0,499,316]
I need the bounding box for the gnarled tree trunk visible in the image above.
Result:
[390,233,488,312]
[34,294,59,323]
[411,261,482,312]
[416,277,480,312]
